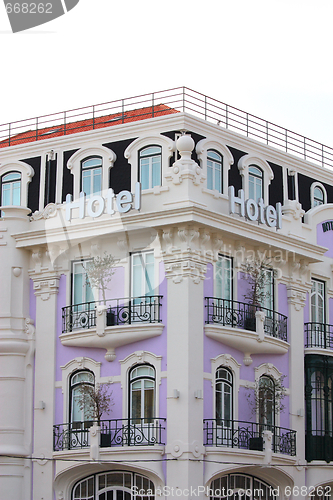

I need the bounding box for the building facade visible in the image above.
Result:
[0,88,333,500]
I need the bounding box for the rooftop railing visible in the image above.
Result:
[205,297,288,342]
[1,87,333,170]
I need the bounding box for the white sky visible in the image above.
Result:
[1,0,333,148]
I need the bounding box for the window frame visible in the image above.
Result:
[129,363,156,422]
[258,375,276,428]
[131,250,155,300]
[1,171,21,206]
[196,139,233,197]
[310,278,326,324]
[207,149,223,193]
[237,154,274,205]
[0,161,34,209]
[215,254,233,301]
[215,366,233,425]
[71,259,94,307]
[138,145,162,191]
[69,369,95,426]
[248,165,263,201]
[311,182,327,208]
[80,156,103,198]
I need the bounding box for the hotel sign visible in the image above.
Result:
[66,182,141,221]
[229,186,282,229]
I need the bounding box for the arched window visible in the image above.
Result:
[207,150,223,193]
[258,375,275,428]
[139,146,162,190]
[216,367,233,424]
[215,255,232,301]
[209,473,276,500]
[72,471,155,500]
[81,156,102,197]
[1,171,21,206]
[70,370,95,426]
[311,279,325,324]
[313,186,324,207]
[129,364,155,422]
[248,165,263,201]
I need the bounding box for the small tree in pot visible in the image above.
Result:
[77,382,114,426]
[243,259,273,331]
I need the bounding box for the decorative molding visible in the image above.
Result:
[286,285,307,311]
[30,203,59,221]
[165,134,205,186]
[32,274,60,300]
[282,200,305,221]
[25,317,35,336]
[196,138,233,195]
[254,362,283,381]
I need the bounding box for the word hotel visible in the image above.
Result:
[1,87,333,500]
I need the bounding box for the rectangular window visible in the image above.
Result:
[263,268,274,313]
[311,279,325,324]
[131,251,155,304]
[72,261,94,306]
[215,255,232,301]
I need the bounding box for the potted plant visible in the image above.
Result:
[85,252,118,326]
[243,259,272,331]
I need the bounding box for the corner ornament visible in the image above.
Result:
[287,287,306,311]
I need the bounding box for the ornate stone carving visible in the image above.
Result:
[25,317,35,336]
[33,275,60,300]
[287,286,307,311]
[30,203,59,221]
[165,134,205,186]
[282,200,305,220]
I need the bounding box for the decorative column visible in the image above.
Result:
[0,206,33,500]
[29,251,60,500]
[286,260,309,487]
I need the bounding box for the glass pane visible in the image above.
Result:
[152,156,161,187]
[207,162,213,190]
[74,273,83,305]
[2,184,11,206]
[140,146,161,156]
[82,158,102,168]
[12,182,20,205]
[82,170,92,197]
[208,150,221,162]
[215,163,221,193]
[93,168,102,195]
[131,387,141,419]
[144,387,154,420]
[140,158,150,190]
[2,172,21,182]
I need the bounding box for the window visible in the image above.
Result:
[70,370,95,426]
[248,165,263,201]
[69,260,95,330]
[72,260,94,306]
[305,355,333,462]
[258,375,275,428]
[131,251,154,300]
[72,472,155,500]
[311,182,327,208]
[1,171,21,206]
[311,279,325,324]
[207,150,223,193]
[215,255,232,301]
[216,367,233,424]
[129,364,155,422]
[313,186,324,206]
[81,157,102,197]
[209,474,276,500]
[139,146,161,190]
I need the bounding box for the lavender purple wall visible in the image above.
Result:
[317,220,333,258]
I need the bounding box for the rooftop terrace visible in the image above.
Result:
[1,87,332,170]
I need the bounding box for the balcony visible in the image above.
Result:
[53,418,166,451]
[62,295,163,333]
[60,295,164,361]
[305,322,333,350]
[204,298,289,365]
[203,419,296,456]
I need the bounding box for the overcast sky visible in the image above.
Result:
[1,0,333,148]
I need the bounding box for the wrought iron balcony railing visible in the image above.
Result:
[62,295,163,333]
[53,417,166,451]
[205,297,288,342]
[304,322,333,349]
[203,418,296,456]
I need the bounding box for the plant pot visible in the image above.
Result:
[249,436,263,451]
[106,310,115,326]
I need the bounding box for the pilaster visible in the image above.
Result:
[29,252,60,500]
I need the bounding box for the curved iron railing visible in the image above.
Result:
[203,418,296,456]
[304,322,333,349]
[205,297,287,342]
[53,418,166,451]
[62,295,162,333]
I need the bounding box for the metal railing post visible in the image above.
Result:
[8,123,11,146]
[92,105,95,129]
[64,111,66,135]
[152,93,154,117]
[122,99,125,123]
[36,117,38,140]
